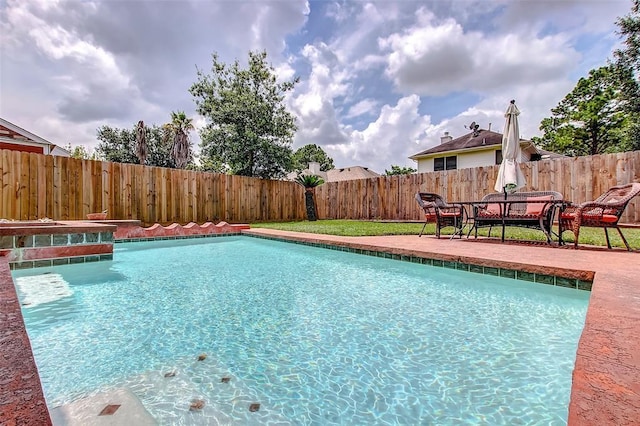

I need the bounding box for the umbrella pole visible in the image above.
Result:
[502,187,507,241]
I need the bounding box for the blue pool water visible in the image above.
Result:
[13,237,589,425]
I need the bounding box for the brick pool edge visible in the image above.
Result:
[0,255,52,425]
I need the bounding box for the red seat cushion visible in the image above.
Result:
[560,212,618,223]
[525,195,553,215]
[483,203,501,215]
[599,214,618,223]
[560,212,575,220]
[439,211,461,217]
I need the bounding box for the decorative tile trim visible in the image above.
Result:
[244,233,592,291]
[8,253,114,270]
[114,233,243,243]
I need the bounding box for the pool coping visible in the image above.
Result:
[1,229,638,425]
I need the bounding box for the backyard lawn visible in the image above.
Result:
[252,219,640,249]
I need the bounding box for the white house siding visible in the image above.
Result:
[416,148,497,172]
[416,158,434,173]
[415,145,532,172]
[457,149,498,169]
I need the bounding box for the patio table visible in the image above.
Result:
[450,199,572,244]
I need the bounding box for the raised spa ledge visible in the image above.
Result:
[0,221,117,236]
[0,221,117,269]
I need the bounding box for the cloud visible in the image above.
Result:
[379,8,579,96]
[345,99,379,119]
[340,95,432,172]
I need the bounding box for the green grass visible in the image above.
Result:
[252,219,640,249]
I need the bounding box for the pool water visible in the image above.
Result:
[13,237,589,425]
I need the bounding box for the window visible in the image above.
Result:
[495,149,503,165]
[434,156,457,171]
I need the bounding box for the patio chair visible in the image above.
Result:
[559,183,640,250]
[415,193,464,238]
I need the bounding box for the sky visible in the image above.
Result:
[0,0,632,174]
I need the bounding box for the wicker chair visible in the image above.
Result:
[415,193,464,238]
[559,183,640,250]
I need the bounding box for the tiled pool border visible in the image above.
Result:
[244,233,592,291]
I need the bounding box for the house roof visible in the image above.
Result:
[410,129,512,159]
[0,117,70,156]
[326,166,380,182]
[287,165,380,183]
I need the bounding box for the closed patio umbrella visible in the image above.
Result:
[494,100,526,195]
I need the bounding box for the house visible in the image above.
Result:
[409,128,561,173]
[289,162,381,182]
[0,117,70,156]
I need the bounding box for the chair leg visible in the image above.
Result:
[604,228,612,249]
[616,226,632,251]
[419,221,427,237]
[573,228,580,249]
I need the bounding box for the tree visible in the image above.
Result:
[165,111,194,169]
[611,0,640,149]
[95,125,139,164]
[532,65,634,156]
[95,123,177,168]
[190,50,298,179]
[65,144,94,160]
[614,0,640,79]
[294,174,324,221]
[135,120,147,165]
[291,144,334,172]
[385,165,417,175]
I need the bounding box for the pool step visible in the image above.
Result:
[50,388,156,426]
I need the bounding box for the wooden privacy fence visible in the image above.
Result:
[1,149,639,225]
[0,150,306,224]
[314,151,640,224]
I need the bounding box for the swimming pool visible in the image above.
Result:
[13,236,589,424]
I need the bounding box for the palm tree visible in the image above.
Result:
[294,174,324,221]
[135,120,147,165]
[167,111,194,169]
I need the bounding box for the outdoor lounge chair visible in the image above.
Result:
[559,183,640,250]
[415,192,464,238]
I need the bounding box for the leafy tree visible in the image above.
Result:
[614,0,640,79]
[294,174,324,221]
[291,144,334,172]
[165,111,195,169]
[190,50,298,179]
[532,65,634,156]
[65,144,94,160]
[611,0,640,150]
[385,165,417,175]
[95,125,139,164]
[135,120,147,165]
[95,123,178,168]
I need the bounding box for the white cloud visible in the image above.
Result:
[345,99,379,119]
[380,8,578,96]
